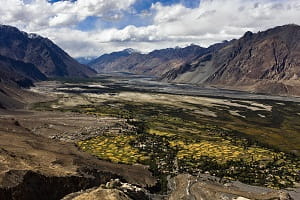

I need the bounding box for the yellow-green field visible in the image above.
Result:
[169,139,279,164]
[77,135,149,164]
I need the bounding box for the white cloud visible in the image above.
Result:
[1,0,300,57]
[0,0,136,29]
[152,3,190,23]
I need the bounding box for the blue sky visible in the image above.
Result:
[55,0,201,31]
[132,0,200,10]
[1,0,299,57]
[48,0,200,9]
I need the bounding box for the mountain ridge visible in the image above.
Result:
[0,24,96,109]
[0,24,96,78]
[88,44,208,76]
[162,24,300,96]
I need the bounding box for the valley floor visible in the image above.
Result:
[1,74,300,200]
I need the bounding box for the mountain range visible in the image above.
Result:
[88,24,300,96]
[162,24,300,96]
[88,45,206,76]
[0,25,95,109]
[1,24,300,100]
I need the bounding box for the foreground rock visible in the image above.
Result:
[63,179,149,200]
[68,174,299,200]
[168,174,296,200]
[66,188,131,200]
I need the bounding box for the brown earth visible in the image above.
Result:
[0,110,156,200]
[0,83,49,110]
[68,188,132,200]
[168,174,294,200]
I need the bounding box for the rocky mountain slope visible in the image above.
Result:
[0,55,47,109]
[0,25,96,109]
[0,55,46,88]
[162,24,300,96]
[0,83,45,110]
[89,45,207,76]
[88,48,138,70]
[0,25,95,78]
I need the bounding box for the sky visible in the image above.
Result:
[0,0,300,58]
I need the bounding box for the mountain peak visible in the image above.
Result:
[123,48,139,54]
[243,31,253,37]
[260,24,300,35]
[27,33,42,39]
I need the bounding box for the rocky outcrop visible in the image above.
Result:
[66,188,132,200]
[62,179,149,200]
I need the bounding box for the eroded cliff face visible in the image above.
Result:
[162,25,300,96]
[206,25,300,95]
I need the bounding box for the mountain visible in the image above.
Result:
[89,45,207,76]
[162,24,300,96]
[88,48,138,72]
[0,55,46,87]
[0,25,96,78]
[76,56,97,65]
[0,54,48,109]
[0,24,96,109]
